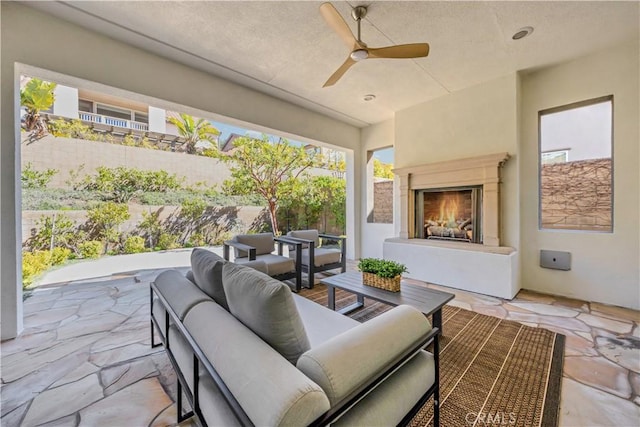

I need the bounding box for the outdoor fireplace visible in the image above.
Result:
[394,152,509,247]
[416,186,482,243]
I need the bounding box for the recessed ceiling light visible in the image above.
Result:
[363,94,376,101]
[512,26,534,40]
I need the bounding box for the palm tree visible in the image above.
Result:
[168,113,220,154]
[20,78,57,139]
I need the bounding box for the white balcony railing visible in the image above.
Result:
[79,111,148,132]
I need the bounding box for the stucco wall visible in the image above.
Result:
[1,2,361,339]
[394,73,520,250]
[361,119,396,259]
[520,41,640,309]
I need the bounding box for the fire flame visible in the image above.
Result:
[439,194,459,228]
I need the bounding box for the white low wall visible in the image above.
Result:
[383,238,519,299]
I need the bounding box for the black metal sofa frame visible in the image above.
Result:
[150,280,441,427]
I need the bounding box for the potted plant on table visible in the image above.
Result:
[357,258,408,292]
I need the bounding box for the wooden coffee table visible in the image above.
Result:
[320,271,455,332]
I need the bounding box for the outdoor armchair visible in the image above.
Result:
[286,230,347,289]
[223,232,304,292]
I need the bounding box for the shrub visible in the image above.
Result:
[22,250,51,288]
[357,258,408,279]
[78,240,102,259]
[49,118,114,142]
[81,167,184,203]
[22,188,100,210]
[87,202,130,249]
[157,232,179,250]
[50,247,72,265]
[22,163,58,189]
[26,213,76,252]
[123,236,146,254]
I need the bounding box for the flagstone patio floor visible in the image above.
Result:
[1,261,639,426]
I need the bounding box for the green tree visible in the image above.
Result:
[20,78,57,138]
[87,202,130,253]
[373,158,394,179]
[168,113,220,155]
[215,136,315,234]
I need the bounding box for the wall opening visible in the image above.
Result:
[366,147,394,224]
[539,95,613,232]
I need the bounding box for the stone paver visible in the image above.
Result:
[1,252,638,426]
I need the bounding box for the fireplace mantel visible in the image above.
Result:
[393,152,510,246]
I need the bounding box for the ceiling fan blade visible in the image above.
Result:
[323,56,356,87]
[368,43,430,59]
[320,2,358,50]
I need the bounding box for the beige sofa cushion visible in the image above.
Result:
[222,263,310,364]
[185,301,329,426]
[333,351,435,426]
[234,233,275,257]
[296,305,432,406]
[154,269,211,321]
[191,248,228,310]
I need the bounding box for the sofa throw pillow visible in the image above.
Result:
[222,262,310,364]
[190,248,229,311]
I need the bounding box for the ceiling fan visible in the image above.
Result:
[320,2,430,87]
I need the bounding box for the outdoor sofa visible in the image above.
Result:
[150,248,441,426]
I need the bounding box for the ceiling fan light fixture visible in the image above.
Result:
[350,49,369,61]
[512,26,534,40]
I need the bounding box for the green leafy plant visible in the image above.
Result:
[357,258,408,279]
[78,240,103,259]
[81,166,184,203]
[26,213,76,252]
[50,247,72,265]
[156,232,179,250]
[123,236,146,254]
[22,163,58,189]
[168,113,220,154]
[48,118,112,142]
[215,135,316,234]
[22,250,52,288]
[86,202,130,253]
[20,78,57,138]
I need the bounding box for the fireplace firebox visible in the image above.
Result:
[415,186,482,243]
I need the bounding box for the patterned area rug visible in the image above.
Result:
[299,284,565,427]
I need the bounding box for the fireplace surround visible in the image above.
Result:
[384,153,518,299]
[394,152,510,247]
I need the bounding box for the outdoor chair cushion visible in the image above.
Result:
[288,229,320,248]
[236,254,295,277]
[299,247,342,267]
[191,248,229,311]
[222,262,310,364]
[234,233,275,257]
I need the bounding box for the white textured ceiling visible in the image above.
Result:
[27,1,639,127]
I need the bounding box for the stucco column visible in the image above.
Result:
[398,173,410,238]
